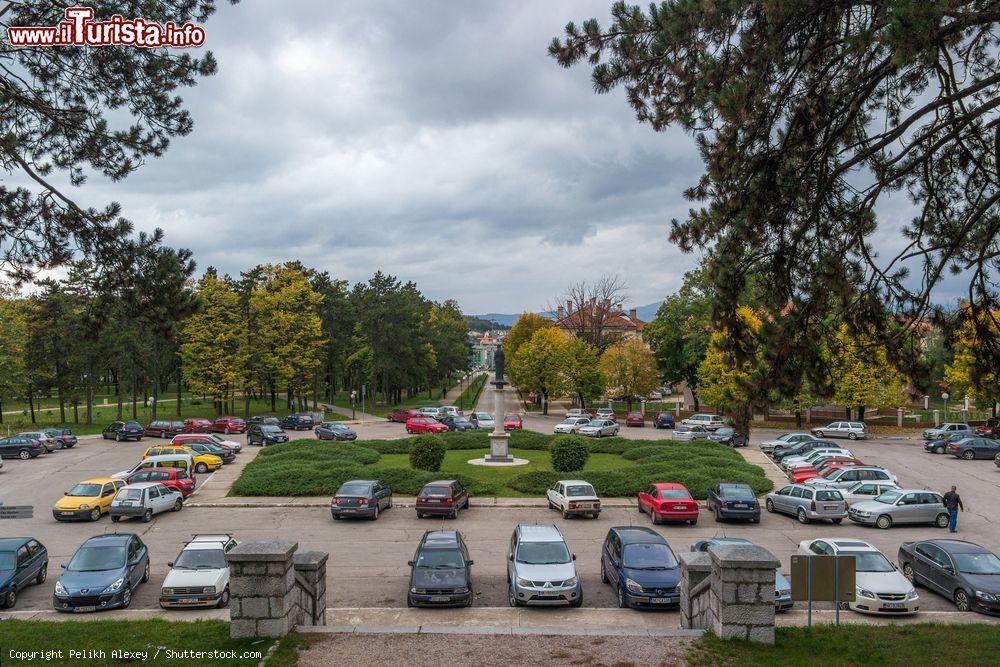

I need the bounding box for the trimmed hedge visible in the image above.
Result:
[409,435,446,471]
[550,436,589,472]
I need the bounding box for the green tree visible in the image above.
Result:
[600,338,659,411]
[943,305,1000,415]
[428,300,471,396]
[697,307,764,435]
[508,327,569,415]
[505,313,554,360]
[560,336,603,408]
[825,325,905,420]
[0,293,28,422]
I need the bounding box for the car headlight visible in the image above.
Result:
[55,581,67,596]
[78,504,89,510]
[515,577,531,587]
[975,590,997,601]
[410,587,424,594]
[856,587,875,599]
[204,586,216,595]
[161,588,173,596]
[776,589,791,597]
[906,589,918,600]
[625,578,643,593]
[562,577,578,588]
[454,587,470,594]
[854,510,871,517]
[103,576,125,594]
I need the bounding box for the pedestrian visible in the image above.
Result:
[942,485,964,533]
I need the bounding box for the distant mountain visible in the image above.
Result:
[473,302,663,328]
[471,313,520,327]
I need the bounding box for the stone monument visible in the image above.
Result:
[485,347,513,463]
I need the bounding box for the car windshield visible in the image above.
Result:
[0,552,15,570]
[675,426,690,432]
[415,549,465,569]
[125,421,141,428]
[206,435,225,443]
[628,412,642,418]
[475,413,492,420]
[659,489,690,500]
[338,483,371,496]
[421,486,450,497]
[623,543,678,569]
[262,426,282,433]
[68,546,126,572]
[116,488,144,500]
[559,419,577,425]
[516,541,571,565]
[328,423,349,429]
[954,553,1000,575]
[566,485,596,497]
[586,420,605,426]
[66,483,102,497]
[720,486,754,500]
[174,548,227,570]
[874,490,902,504]
[845,551,895,573]
[230,418,245,424]
[715,428,734,436]
[815,490,843,501]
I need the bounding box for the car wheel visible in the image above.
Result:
[714,508,721,522]
[90,508,101,522]
[111,516,120,523]
[831,518,843,525]
[406,428,412,434]
[121,586,132,608]
[548,499,555,510]
[797,508,810,524]
[600,561,609,584]
[848,432,857,440]
[387,495,393,509]
[902,563,916,583]
[416,513,423,519]
[571,591,583,608]
[36,564,47,585]
[18,449,31,460]
[372,505,379,521]
[217,587,230,608]
[115,433,122,442]
[196,463,208,473]
[617,585,628,609]
[935,513,950,528]
[224,427,231,434]
[508,585,520,607]
[934,446,944,454]
[954,588,971,612]
[875,514,892,529]
[562,509,570,519]
[962,450,975,460]
[173,499,183,512]
[1,588,15,609]
[141,561,150,583]
[689,518,698,525]
[814,431,824,438]
[142,509,153,523]
[765,498,775,513]
[652,510,661,525]
[450,508,458,520]
[406,595,414,608]
[332,515,341,520]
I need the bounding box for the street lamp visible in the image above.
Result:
[350,390,357,420]
[941,392,950,421]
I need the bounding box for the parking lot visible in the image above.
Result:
[2,417,999,619]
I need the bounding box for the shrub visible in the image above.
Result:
[550,436,589,472]
[409,435,446,471]
[507,470,562,495]
[509,430,551,451]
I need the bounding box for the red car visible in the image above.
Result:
[975,418,1000,437]
[637,482,699,525]
[125,467,196,497]
[171,434,240,454]
[210,416,247,434]
[181,418,213,433]
[789,459,863,484]
[503,413,522,431]
[388,408,420,423]
[405,417,448,434]
[625,411,645,427]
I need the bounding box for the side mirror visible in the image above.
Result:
[572,554,577,561]
[407,560,414,567]
[508,554,513,562]
[60,563,67,569]
[467,560,474,566]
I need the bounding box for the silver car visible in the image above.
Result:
[671,425,710,441]
[923,423,973,441]
[470,412,495,430]
[840,481,900,506]
[848,489,949,529]
[507,524,581,607]
[578,419,619,438]
[811,421,868,440]
[765,484,847,524]
[759,433,817,454]
[109,482,183,523]
[554,417,592,435]
[805,466,897,489]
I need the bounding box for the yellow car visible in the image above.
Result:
[53,477,126,522]
[143,445,222,473]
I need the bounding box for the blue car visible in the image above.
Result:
[653,412,676,429]
[691,538,793,611]
[53,534,149,612]
[0,537,48,609]
[706,482,761,522]
[600,526,681,609]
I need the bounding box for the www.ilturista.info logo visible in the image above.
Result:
[6,6,205,48]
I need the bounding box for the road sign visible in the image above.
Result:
[0,505,34,519]
[791,554,856,626]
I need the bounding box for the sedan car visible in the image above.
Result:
[578,418,619,438]
[810,421,868,440]
[0,537,48,609]
[0,436,44,460]
[109,482,184,523]
[759,432,817,454]
[503,413,523,431]
[637,483,698,525]
[554,417,591,434]
[708,426,748,447]
[315,422,358,441]
[948,437,1000,460]
[765,484,847,524]
[670,424,709,441]
[601,527,681,609]
[101,421,144,442]
[653,412,676,429]
[387,408,421,423]
[160,534,237,609]
[247,424,289,446]
[407,530,473,607]
[469,412,495,430]
[799,538,918,615]
[898,539,1000,614]
[546,480,601,519]
[924,432,972,454]
[209,416,246,434]
[625,411,645,427]
[53,533,149,612]
[53,478,126,522]
[439,415,475,431]
[405,417,448,434]
[923,423,973,441]
[974,417,1000,438]
[706,483,760,522]
[691,538,792,611]
[848,489,949,529]
[331,479,392,520]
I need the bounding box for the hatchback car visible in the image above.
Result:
[469,412,495,430]
[682,413,724,430]
[759,432,816,454]
[671,424,709,441]
[625,411,645,427]
[849,489,949,529]
[692,538,793,611]
[503,413,523,431]
[811,421,868,440]
[388,408,421,423]
[143,420,185,438]
[19,431,59,452]
[102,421,144,442]
[805,466,897,489]
[601,527,680,609]
[125,467,196,497]
[924,432,971,454]
[840,481,901,506]
[248,415,281,426]
[439,415,475,431]
[923,423,973,441]
[898,539,1000,614]
[247,424,289,446]
[210,416,247,434]
[708,426,748,447]
[181,418,213,433]
[637,483,698,524]
[405,417,448,434]
[280,413,315,430]
[160,534,237,609]
[0,537,48,609]
[546,480,601,519]
[507,524,581,607]
[766,484,847,524]
[948,437,1000,460]
[595,408,617,421]
[0,436,44,459]
[799,538,918,614]
[653,412,676,429]
[706,483,760,522]
[554,417,591,434]
[578,418,619,438]
[54,533,150,612]
[415,480,469,519]
[110,482,184,523]
[407,530,473,607]
[330,479,392,520]
[566,409,593,420]
[315,422,358,441]
[53,478,126,522]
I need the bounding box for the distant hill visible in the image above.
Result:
[464,314,511,330]
[473,302,663,328]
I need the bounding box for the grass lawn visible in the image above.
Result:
[687,624,1000,666]
[325,391,442,418]
[0,619,303,667]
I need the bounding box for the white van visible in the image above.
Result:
[112,453,195,480]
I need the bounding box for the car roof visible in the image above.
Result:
[653,482,688,490]
[75,477,120,485]
[611,526,667,545]
[892,488,936,494]
[134,467,178,475]
[82,533,132,546]
[516,524,563,542]
[719,483,752,489]
[424,480,456,486]
[341,479,376,486]
[557,480,593,487]
[931,539,990,555]
[827,539,877,552]
[0,537,31,550]
[124,482,165,489]
[421,530,461,548]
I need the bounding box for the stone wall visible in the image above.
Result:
[293,550,328,627]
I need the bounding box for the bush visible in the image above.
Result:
[507,470,562,495]
[509,430,552,451]
[550,436,590,472]
[409,435,446,471]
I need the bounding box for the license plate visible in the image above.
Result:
[537,593,558,598]
[883,602,904,609]
[673,505,686,510]
[61,511,74,516]
[425,499,440,503]
[429,596,450,602]
[341,509,355,512]
[734,503,748,509]
[74,606,96,612]
[651,597,675,604]
[122,501,134,506]
[824,505,838,510]
[178,598,197,604]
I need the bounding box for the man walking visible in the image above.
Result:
[943,485,964,533]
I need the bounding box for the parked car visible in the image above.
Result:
[247,424,289,447]
[923,423,973,441]
[760,432,817,454]
[798,538,918,615]
[415,480,469,519]
[691,538,792,611]
[653,412,676,429]
[388,408,421,423]
[52,477,126,522]
[101,421,144,442]
[280,413,315,430]
[708,426,748,447]
[172,433,242,453]
[948,437,1000,460]
[143,420,185,438]
[546,480,601,519]
[811,421,868,440]
[595,408,617,421]
[924,432,972,454]
[19,431,59,452]
[637,483,698,525]
[706,483,760,522]
[840,481,901,506]
[407,530,473,607]
[849,489,949,529]
[974,417,1000,438]
[806,466,897,488]
[438,415,475,432]
[469,412,495,430]
[898,539,1000,614]
[780,447,853,471]
[44,428,78,449]
[417,407,445,419]
[503,413,523,431]
[578,418,619,438]
[765,484,847,524]
[566,409,593,420]
[113,454,195,480]
[53,533,149,612]
[180,441,236,464]
[330,479,392,520]
[625,411,645,427]
[507,524,581,607]
[601,526,680,609]
[0,436,44,460]
[125,467,196,497]
[771,439,839,461]
[788,458,863,484]
[209,416,246,435]
[682,413,725,430]
[996,452,1000,470]
[554,417,591,434]
[0,537,48,609]
[315,422,358,441]
[439,406,462,417]
[160,534,237,609]
[248,415,280,426]
[671,424,709,441]
[181,418,213,433]
[142,445,222,474]
[405,417,448,435]
[110,482,184,523]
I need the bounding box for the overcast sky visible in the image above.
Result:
[58,0,960,315]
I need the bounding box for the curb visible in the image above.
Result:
[299,625,704,638]
[186,500,665,510]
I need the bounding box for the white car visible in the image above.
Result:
[780,448,853,471]
[439,406,462,417]
[554,417,591,434]
[671,424,710,441]
[682,414,725,431]
[546,480,601,519]
[578,419,619,438]
[160,534,238,609]
[109,482,183,523]
[759,433,817,454]
[798,538,918,614]
[418,407,445,419]
[840,481,901,506]
[565,409,593,420]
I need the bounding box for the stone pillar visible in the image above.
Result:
[486,381,512,462]
[897,408,903,427]
[674,400,681,417]
[679,551,712,629]
[923,395,930,410]
[293,551,328,627]
[933,409,940,426]
[708,543,780,644]
[227,540,300,639]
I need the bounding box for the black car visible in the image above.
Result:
[249,415,281,426]
[53,533,149,612]
[0,436,44,460]
[601,527,681,609]
[184,442,236,464]
[947,437,1000,460]
[315,422,358,441]
[0,537,48,609]
[407,530,473,607]
[653,412,676,429]
[280,413,315,430]
[438,415,475,432]
[330,479,392,520]
[772,439,837,461]
[708,427,748,447]
[102,421,144,442]
[247,424,289,447]
[898,539,1000,614]
[45,429,78,449]
[706,483,761,522]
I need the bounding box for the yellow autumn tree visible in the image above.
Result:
[508,326,569,415]
[943,305,1000,408]
[825,324,904,418]
[697,307,762,430]
[599,337,659,410]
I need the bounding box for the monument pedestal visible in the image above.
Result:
[485,431,513,463]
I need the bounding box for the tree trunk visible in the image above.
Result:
[795,410,802,428]
[857,406,866,421]
[86,363,95,425]
[73,400,79,424]
[269,380,277,412]
[692,391,700,412]
[542,390,549,415]
[287,386,293,409]
[28,386,35,424]
[0,398,4,424]
[131,376,138,420]
[57,373,66,423]
[115,365,123,420]
[845,407,852,419]
[176,365,182,417]
[244,393,251,419]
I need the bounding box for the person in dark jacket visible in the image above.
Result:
[942,485,964,533]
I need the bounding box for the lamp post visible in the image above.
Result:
[350,390,356,420]
[941,392,949,422]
